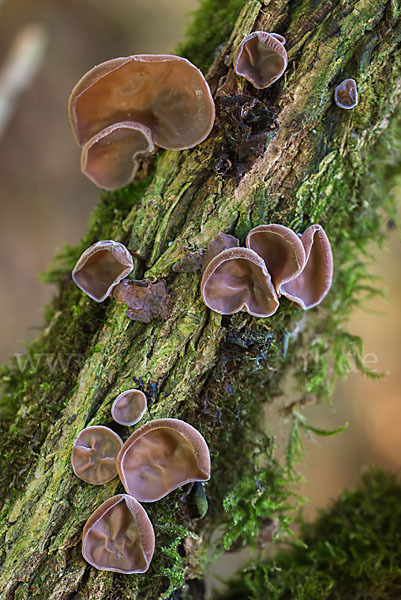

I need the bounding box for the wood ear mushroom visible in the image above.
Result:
[234,31,287,89]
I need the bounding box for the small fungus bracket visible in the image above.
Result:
[112,279,171,323]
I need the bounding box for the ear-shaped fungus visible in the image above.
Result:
[201,247,279,317]
[203,231,239,269]
[71,426,123,484]
[234,31,288,89]
[69,54,215,188]
[81,122,155,191]
[117,418,211,502]
[245,224,306,295]
[281,224,333,309]
[82,494,155,573]
[334,78,358,109]
[112,389,147,426]
[72,240,133,302]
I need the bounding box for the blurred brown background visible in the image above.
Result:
[1,0,400,593]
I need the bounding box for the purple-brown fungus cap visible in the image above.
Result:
[82,494,155,573]
[281,224,333,309]
[69,54,215,151]
[201,247,279,317]
[71,426,123,485]
[246,224,306,296]
[81,122,155,190]
[72,240,133,302]
[334,78,358,109]
[117,418,211,502]
[234,31,288,89]
[112,279,170,323]
[111,389,147,426]
[203,231,239,270]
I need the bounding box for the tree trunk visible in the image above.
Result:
[1,1,400,599]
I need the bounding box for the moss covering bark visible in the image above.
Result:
[1,0,401,598]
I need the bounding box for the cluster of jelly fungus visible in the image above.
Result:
[69,54,215,190]
[111,389,147,426]
[234,32,287,89]
[72,240,170,322]
[73,418,210,573]
[201,225,333,315]
[117,418,211,502]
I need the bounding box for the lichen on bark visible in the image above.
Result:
[1,1,401,598]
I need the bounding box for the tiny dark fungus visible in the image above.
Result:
[112,389,147,426]
[246,224,306,295]
[234,31,288,89]
[112,279,170,323]
[216,95,278,181]
[71,426,123,485]
[72,240,133,302]
[281,224,333,309]
[82,494,155,573]
[334,78,358,109]
[117,418,211,502]
[201,247,279,317]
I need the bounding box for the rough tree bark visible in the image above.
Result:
[1,1,401,599]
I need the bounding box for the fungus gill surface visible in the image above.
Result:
[245,224,306,295]
[81,122,155,190]
[334,78,358,109]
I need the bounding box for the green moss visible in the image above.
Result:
[205,29,401,567]
[179,84,401,554]
[215,469,401,599]
[178,0,245,72]
[0,174,155,501]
